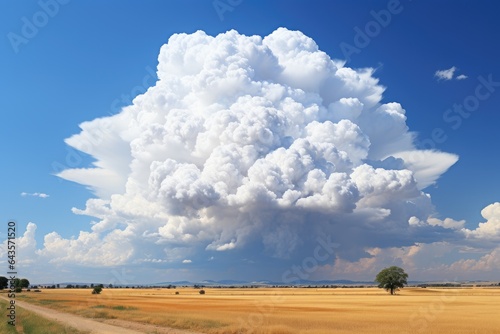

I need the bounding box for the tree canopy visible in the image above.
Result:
[19,278,30,288]
[0,276,8,290]
[0,277,30,291]
[92,286,103,294]
[375,266,408,295]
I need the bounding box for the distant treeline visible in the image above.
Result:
[29,282,500,289]
[416,282,500,288]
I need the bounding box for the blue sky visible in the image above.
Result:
[1,0,500,284]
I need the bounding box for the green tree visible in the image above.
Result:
[0,276,8,290]
[20,278,30,288]
[92,286,103,294]
[375,266,408,295]
[12,278,30,288]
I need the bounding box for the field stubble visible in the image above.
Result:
[13,287,500,334]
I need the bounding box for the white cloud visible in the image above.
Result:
[448,247,500,273]
[36,228,134,266]
[434,66,468,81]
[435,66,457,80]
[463,202,500,240]
[182,259,192,264]
[427,217,465,230]
[392,150,459,189]
[17,28,471,281]
[21,192,50,198]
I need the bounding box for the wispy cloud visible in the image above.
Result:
[435,66,457,80]
[435,66,468,81]
[21,192,50,198]
[182,259,192,264]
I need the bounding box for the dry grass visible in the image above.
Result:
[0,298,90,334]
[10,287,500,333]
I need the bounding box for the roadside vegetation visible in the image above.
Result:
[0,298,90,334]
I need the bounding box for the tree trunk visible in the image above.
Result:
[390,287,394,295]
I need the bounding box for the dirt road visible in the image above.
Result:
[1,296,202,334]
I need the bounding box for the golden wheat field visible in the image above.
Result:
[12,287,500,333]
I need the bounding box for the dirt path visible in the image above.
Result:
[1,296,203,334]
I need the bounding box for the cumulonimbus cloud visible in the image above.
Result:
[23,28,475,278]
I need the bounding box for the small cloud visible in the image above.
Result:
[182,259,192,264]
[435,66,457,81]
[141,258,167,263]
[434,66,467,81]
[21,192,50,198]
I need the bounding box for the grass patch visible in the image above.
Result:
[91,305,106,309]
[75,307,117,320]
[111,305,138,311]
[90,304,138,311]
[0,300,17,334]
[181,318,225,330]
[92,311,116,319]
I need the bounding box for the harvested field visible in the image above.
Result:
[10,287,500,333]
